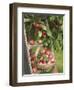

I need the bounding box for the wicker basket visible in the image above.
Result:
[37,61,55,70]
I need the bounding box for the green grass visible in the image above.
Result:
[55,50,63,73]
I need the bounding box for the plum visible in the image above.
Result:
[29,39,35,45]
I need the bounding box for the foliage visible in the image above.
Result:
[24,14,63,52]
[24,14,63,73]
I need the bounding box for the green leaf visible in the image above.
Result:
[41,25,47,30]
[47,40,51,44]
[47,29,52,37]
[48,16,55,21]
[38,31,42,38]
[24,18,31,22]
[37,53,41,60]
[32,46,37,51]
[43,42,48,47]
[43,55,48,61]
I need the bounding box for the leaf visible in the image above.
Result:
[38,31,42,38]
[31,46,38,53]
[37,54,41,60]
[42,39,48,47]
[41,25,47,30]
[47,40,51,44]
[47,29,52,37]
[48,16,55,21]
[24,18,31,22]
[43,42,48,47]
[43,55,48,61]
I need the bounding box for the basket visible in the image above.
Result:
[37,61,55,70]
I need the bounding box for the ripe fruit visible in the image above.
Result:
[42,31,46,37]
[38,60,46,64]
[31,54,36,61]
[45,50,50,55]
[41,47,47,54]
[45,54,49,58]
[48,54,53,59]
[32,23,42,29]
[32,66,37,73]
[41,49,46,54]
[29,39,35,45]
[38,61,43,65]
[38,39,42,44]
[41,60,46,64]
[51,58,55,63]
